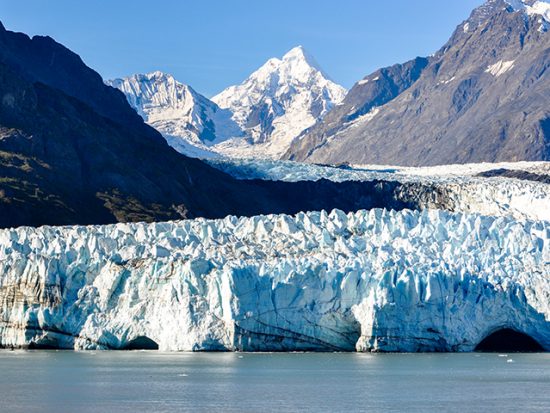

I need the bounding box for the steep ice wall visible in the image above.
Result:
[0,208,549,351]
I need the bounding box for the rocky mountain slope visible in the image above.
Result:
[0,22,377,228]
[0,21,289,227]
[286,0,550,166]
[1,208,548,351]
[285,56,429,161]
[111,47,346,159]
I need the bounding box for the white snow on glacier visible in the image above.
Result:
[206,158,550,222]
[0,208,548,351]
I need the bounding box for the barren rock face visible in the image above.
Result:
[286,1,550,166]
[1,208,548,352]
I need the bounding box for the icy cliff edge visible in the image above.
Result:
[1,208,549,351]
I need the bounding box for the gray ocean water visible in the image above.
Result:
[0,351,548,413]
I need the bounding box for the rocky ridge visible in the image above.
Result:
[285,0,550,166]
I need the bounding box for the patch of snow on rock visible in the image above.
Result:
[486,60,515,77]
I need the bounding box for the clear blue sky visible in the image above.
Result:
[2,0,484,97]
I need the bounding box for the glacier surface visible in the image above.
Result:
[207,159,550,222]
[1,208,548,351]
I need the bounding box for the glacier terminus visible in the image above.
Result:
[1,205,548,352]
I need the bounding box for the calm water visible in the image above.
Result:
[0,352,548,413]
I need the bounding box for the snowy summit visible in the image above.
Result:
[109,47,346,159]
[212,46,346,158]
[504,0,550,30]
[106,72,243,158]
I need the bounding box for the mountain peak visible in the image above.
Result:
[286,0,550,166]
[462,0,550,35]
[281,45,326,75]
[107,71,200,122]
[284,45,306,55]
[147,70,172,79]
[209,47,346,158]
[491,0,550,25]
[282,45,309,61]
[132,71,184,86]
[505,0,550,18]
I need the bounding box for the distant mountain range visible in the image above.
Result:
[109,46,346,159]
[286,0,550,166]
[111,0,550,166]
[0,21,428,228]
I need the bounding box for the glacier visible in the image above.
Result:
[207,158,550,222]
[1,208,548,352]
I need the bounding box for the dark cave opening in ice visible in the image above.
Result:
[121,336,159,350]
[475,328,544,353]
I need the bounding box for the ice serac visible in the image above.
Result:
[211,46,347,158]
[0,208,548,352]
[107,72,244,158]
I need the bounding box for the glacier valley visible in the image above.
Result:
[208,159,550,222]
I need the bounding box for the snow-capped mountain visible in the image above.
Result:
[468,0,549,32]
[505,0,550,31]
[107,72,243,158]
[109,48,346,159]
[211,46,346,158]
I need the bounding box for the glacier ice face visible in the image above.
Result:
[1,208,548,352]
